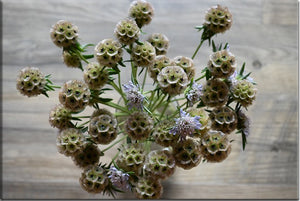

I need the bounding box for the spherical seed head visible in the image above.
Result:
[16,67,46,97]
[153,119,179,147]
[94,39,123,67]
[231,79,257,107]
[147,33,169,55]
[209,106,237,134]
[157,66,189,96]
[204,5,232,34]
[72,143,101,169]
[208,50,236,78]
[237,109,250,136]
[186,82,203,107]
[114,18,140,45]
[143,148,176,180]
[129,0,154,28]
[201,79,229,107]
[83,63,109,90]
[79,165,109,193]
[173,56,195,81]
[131,41,156,68]
[116,143,146,174]
[59,80,90,112]
[125,111,153,140]
[88,108,118,144]
[149,55,173,82]
[62,50,81,68]
[56,128,85,157]
[200,130,231,162]
[49,104,73,130]
[172,138,202,169]
[186,107,210,138]
[50,20,78,48]
[134,177,163,199]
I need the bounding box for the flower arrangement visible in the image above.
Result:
[16,0,257,199]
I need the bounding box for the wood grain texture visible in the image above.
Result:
[2,0,298,199]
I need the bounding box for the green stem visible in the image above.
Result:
[151,93,167,111]
[78,120,90,127]
[159,96,171,120]
[191,39,205,60]
[142,67,148,92]
[109,150,120,167]
[195,73,206,82]
[102,135,128,153]
[99,101,130,114]
[109,80,126,103]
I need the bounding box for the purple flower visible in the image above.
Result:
[237,110,250,137]
[123,81,145,110]
[108,166,131,192]
[186,82,203,106]
[169,109,202,140]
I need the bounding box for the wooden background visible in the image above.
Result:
[2,0,298,199]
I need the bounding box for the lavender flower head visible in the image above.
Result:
[170,109,202,140]
[123,81,145,110]
[108,166,131,192]
[186,82,203,106]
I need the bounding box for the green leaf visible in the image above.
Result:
[212,40,217,52]
[98,97,113,102]
[242,131,247,150]
[118,61,126,67]
[138,67,145,76]
[135,40,144,45]
[195,25,204,31]
[201,67,208,73]
[242,72,252,80]
[82,54,94,59]
[205,69,211,80]
[239,62,246,76]
[223,43,229,50]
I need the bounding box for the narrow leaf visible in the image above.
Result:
[212,40,217,52]
[239,62,246,76]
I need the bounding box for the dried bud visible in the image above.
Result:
[50,20,78,48]
[49,104,73,130]
[114,18,140,45]
[147,33,169,55]
[94,39,123,67]
[208,50,236,78]
[201,79,229,107]
[209,106,237,134]
[204,5,232,34]
[83,63,109,90]
[129,0,154,28]
[131,41,156,68]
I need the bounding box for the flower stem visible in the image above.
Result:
[141,67,148,92]
[102,135,128,153]
[191,39,205,60]
[151,93,167,111]
[159,95,171,120]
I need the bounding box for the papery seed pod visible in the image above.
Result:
[49,104,73,130]
[72,143,101,169]
[88,108,118,145]
[172,138,202,170]
[148,55,173,82]
[83,63,109,90]
[173,56,195,81]
[201,79,229,107]
[16,67,46,97]
[147,33,169,55]
[59,80,90,112]
[186,107,210,138]
[62,50,81,68]
[94,39,123,67]
[231,79,257,107]
[134,176,163,199]
[56,128,85,157]
[79,165,109,193]
[50,20,78,48]
[200,130,231,162]
[204,5,232,34]
[114,18,140,45]
[131,41,156,68]
[129,0,154,28]
[209,106,237,134]
[125,111,153,140]
[208,50,236,78]
[157,66,189,96]
[153,119,179,147]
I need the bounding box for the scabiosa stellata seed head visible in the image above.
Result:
[79,165,109,193]
[172,138,202,170]
[209,106,237,134]
[204,5,232,34]
[231,79,257,107]
[108,166,131,192]
[72,143,101,169]
[134,176,163,199]
[83,63,109,90]
[16,67,46,97]
[59,80,90,112]
[185,82,203,107]
[157,66,189,96]
[56,128,85,157]
[62,50,81,68]
[237,110,250,136]
[186,107,210,138]
[50,20,78,48]
[88,108,118,145]
[129,0,154,28]
[131,41,156,68]
[94,39,123,67]
[153,119,179,147]
[200,130,231,162]
[208,49,236,78]
[116,143,146,174]
[114,18,140,45]
[173,56,195,81]
[147,33,169,55]
[125,111,153,140]
[170,109,202,141]
[123,81,145,111]
[149,55,173,82]
[143,148,176,180]
[201,79,229,107]
[49,104,73,130]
